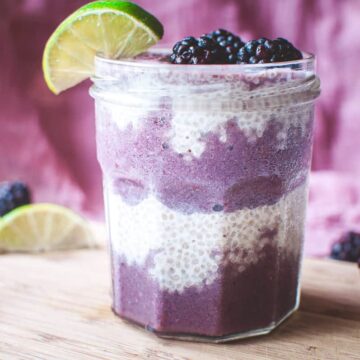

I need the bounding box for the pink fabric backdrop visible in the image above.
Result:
[1,0,360,256]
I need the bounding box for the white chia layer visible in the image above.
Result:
[105,182,307,293]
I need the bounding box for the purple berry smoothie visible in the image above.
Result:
[91,51,320,342]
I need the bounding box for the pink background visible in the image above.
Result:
[1,0,360,256]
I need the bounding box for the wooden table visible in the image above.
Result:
[1,249,360,360]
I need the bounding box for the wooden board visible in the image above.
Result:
[0,248,360,360]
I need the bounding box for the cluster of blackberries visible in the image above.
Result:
[330,232,360,265]
[0,181,31,216]
[169,29,303,65]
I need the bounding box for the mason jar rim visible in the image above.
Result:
[91,48,320,111]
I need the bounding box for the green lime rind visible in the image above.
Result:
[47,1,164,48]
[79,1,164,39]
[0,203,85,223]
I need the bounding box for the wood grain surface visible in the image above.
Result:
[0,248,359,360]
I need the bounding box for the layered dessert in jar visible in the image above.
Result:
[92,30,320,342]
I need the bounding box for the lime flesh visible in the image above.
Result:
[0,204,97,253]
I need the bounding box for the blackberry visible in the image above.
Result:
[330,231,360,262]
[0,181,31,216]
[237,37,303,64]
[204,29,245,64]
[212,204,224,212]
[169,36,226,64]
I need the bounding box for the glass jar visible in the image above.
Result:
[90,51,320,342]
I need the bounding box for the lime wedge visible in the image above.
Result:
[42,1,164,94]
[0,204,97,253]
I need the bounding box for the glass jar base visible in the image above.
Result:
[114,303,299,344]
[149,307,298,343]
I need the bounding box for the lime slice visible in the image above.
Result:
[42,1,164,94]
[0,204,97,253]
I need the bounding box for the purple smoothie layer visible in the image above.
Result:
[111,241,301,337]
[97,108,313,214]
